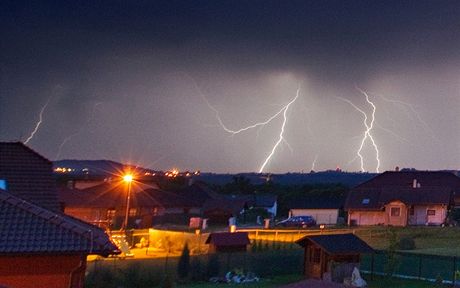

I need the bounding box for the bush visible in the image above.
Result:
[206,254,220,278]
[399,237,416,250]
[177,242,190,280]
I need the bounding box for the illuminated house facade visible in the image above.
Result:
[345,171,460,226]
[59,181,201,229]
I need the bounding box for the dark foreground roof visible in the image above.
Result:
[296,233,374,255]
[205,232,250,246]
[0,142,60,211]
[0,190,120,256]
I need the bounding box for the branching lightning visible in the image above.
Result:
[24,96,53,144]
[55,102,102,159]
[189,75,300,173]
[337,87,380,173]
[258,87,300,173]
[377,94,437,142]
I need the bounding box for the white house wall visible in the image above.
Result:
[348,211,386,226]
[289,209,338,225]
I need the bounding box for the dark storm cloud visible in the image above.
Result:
[1,1,460,172]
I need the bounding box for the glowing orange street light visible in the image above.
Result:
[121,174,133,231]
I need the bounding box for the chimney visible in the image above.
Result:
[412,179,417,188]
[395,166,400,172]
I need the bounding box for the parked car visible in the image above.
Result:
[275,216,316,228]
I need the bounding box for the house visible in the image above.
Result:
[59,181,200,229]
[345,171,460,226]
[287,197,343,225]
[206,232,250,253]
[252,194,278,217]
[0,142,119,288]
[0,142,60,211]
[296,234,373,281]
[202,198,247,224]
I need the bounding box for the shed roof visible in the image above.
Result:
[0,189,119,256]
[205,232,250,246]
[296,233,374,255]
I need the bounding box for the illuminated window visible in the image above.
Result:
[106,209,116,218]
[129,208,137,217]
[0,179,6,190]
[390,207,401,217]
[362,198,370,205]
[427,209,436,216]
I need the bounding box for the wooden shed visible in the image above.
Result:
[296,233,373,280]
[206,232,250,253]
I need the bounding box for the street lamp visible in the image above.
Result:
[122,174,133,231]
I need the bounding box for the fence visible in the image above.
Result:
[361,250,460,285]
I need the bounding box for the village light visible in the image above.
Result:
[121,174,133,231]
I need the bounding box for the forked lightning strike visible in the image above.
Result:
[337,87,380,172]
[190,75,301,173]
[258,87,300,173]
[24,96,53,144]
[55,102,102,159]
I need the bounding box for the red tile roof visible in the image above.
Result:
[0,142,60,211]
[0,189,119,256]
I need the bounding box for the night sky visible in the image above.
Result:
[1,1,460,173]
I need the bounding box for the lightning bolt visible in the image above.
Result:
[24,96,53,144]
[377,93,437,142]
[337,87,380,173]
[258,87,300,173]
[311,154,318,171]
[55,102,102,159]
[188,75,301,172]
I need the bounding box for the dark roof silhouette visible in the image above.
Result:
[59,181,197,209]
[345,171,460,210]
[296,233,373,255]
[0,142,59,211]
[205,232,250,246]
[0,189,119,256]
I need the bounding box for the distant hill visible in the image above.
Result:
[196,171,378,187]
[53,159,153,177]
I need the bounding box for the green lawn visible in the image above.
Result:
[177,274,304,288]
[354,226,460,255]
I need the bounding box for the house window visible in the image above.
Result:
[390,207,401,217]
[427,209,436,216]
[0,179,6,190]
[106,209,116,218]
[310,247,321,264]
[362,198,370,205]
[409,206,415,216]
[129,208,137,217]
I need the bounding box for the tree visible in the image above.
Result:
[177,242,190,280]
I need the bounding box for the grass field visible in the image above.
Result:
[354,226,460,255]
[86,226,460,287]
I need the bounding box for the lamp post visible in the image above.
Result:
[122,174,133,231]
